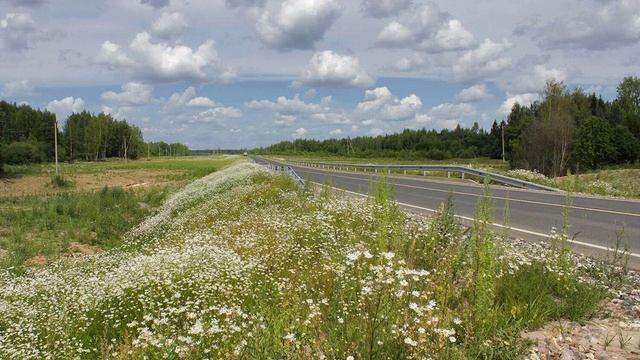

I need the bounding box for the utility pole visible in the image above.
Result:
[147,143,150,160]
[54,119,59,176]
[501,121,506,163]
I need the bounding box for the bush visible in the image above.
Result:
[3,141,46,165]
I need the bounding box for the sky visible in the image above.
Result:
[0,0,639,149]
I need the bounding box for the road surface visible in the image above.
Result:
[254,157,640,266]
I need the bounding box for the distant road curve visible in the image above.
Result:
[253,157,640,267]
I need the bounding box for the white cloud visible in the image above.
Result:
[95,32,234,82]
[247,94,326,114]
[187,97,218,107]
[375,2,475,53]
[498,93,540,116]
[296,51,374,87]
[353,87,423,122]
[274,114,296,125]
[2,79,33,97]
[361,0,412,18]
[256,0,341,51]
[538,0,640,50]
[329,128,343,135]
[101,82,154,107]
[455,84,489,103]
[226,0,266,8]
[509,64,566,94]
[46,97,84,121]
[163,87,242,123]
[195,107,242,123]
[369,127,384,136]
[452,39,512,81]
[152,12,188,39]
[141,0,170,9]
[428,102,475,121]
[95,41,135,68]
[292,127,308,138]
[390,53,427,72]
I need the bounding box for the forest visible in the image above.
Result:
[256,77,640,177]
[0,102,190,172]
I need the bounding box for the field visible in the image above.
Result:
[0,156,236,272]
[270,155,640,199]
[0,159,636,359]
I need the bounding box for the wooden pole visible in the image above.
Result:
[54,119,59,176]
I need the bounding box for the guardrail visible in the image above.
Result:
[252,158,305,187]
[282,159,560,192]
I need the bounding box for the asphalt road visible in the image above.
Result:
[254,157,640,265]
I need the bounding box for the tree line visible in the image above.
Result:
[256,77,640,177]
[0,101,191,171]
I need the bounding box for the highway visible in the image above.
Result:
[254,157,640,265]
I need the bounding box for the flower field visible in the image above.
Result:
[0,162,625,359]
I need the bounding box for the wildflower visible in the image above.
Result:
[283,333,296,342]
[404,337,417,346]
[449,336,457,343]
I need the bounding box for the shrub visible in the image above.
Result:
[3,141,46,165]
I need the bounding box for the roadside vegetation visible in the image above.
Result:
[0,161,627,359]
[0,156,235,272]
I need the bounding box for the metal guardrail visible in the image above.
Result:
[252,158,305,187]
[283,159,560,192]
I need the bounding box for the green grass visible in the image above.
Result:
[0,186,170,272]
[3,155,238,181]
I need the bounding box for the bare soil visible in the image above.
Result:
[0,169,182,196]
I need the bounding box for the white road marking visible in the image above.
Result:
[311,182,640,260]
[299,168,640,218]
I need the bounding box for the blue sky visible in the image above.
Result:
[0,0,637,149]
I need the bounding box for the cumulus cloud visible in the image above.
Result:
[428,102,475,122]
[101,82,155,107]
[225,0,266,8]
[95,32,234,82]
[375,2,475,53]
[452,39,512,81]
[498,93,540,116]
[246,94,327,114]
[274,114,296,126]
[296,51,374,87]
[195,107,242,123]
[353,87,423,122]
[152,12,188,39]
[455,84,489,103]
[329,128,343,135]
[256,0,341,51]
[163,87,242,123]
[2,79,33,97]
[292,127,308,138]
[361,0,412,18]
[508,64,566,94]
[141,0,170,9]
[46,97,84,121]
[538,0,640,50]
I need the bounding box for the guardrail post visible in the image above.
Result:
[447,171,451,178]
[462,173,465,180]
[423,170,426,176]
[403,170,407,175]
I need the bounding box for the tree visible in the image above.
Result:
[575,116,615,170]
[613,76,640,140]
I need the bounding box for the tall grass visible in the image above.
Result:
[0,164,615,359]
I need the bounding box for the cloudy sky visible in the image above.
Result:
[1,0,639,149]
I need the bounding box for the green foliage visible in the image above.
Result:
[0,186,168,272]
[575,116,615,170]
[2,141,46,164]
[50,174,75,188]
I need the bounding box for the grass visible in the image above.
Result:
[0,156,238,272]
[0,161,621,359]
[2,155,238,181]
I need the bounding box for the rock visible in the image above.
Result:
[560,349,575,360]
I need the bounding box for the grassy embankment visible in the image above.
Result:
[0,161,627,359]
[270,154,640,199]
[0,156,236,271]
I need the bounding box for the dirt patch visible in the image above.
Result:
[0,169,182,196]
[68,242,102,256]
[24,255,48,267]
